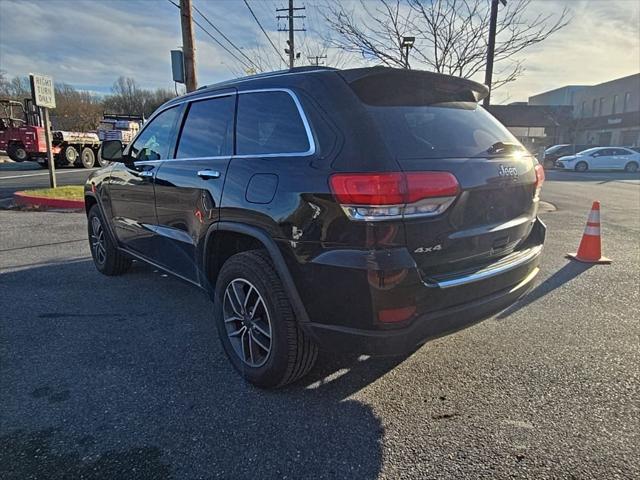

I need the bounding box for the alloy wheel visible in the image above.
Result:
[90,216,107,265]
[223,278,272,368]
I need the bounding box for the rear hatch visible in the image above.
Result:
[343,68,542,275]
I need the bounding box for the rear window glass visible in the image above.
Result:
[236,91,310,155]
[367,102,523,159]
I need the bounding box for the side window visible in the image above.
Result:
[176,95,235,158]
[236,91,310,155]
[611,148,628,156]
[129,106,180,161]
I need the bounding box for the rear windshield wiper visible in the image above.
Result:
[484,142,524,156]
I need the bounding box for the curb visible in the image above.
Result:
[13,191,85,210]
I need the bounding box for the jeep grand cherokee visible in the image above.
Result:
[86,66,546,388]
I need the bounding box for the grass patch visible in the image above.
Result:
[24,185,84,200]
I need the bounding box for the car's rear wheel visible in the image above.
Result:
[81,147,96,169]
[87,205,131,276]
[214,250,318,388]
[575,161,588,172]
[624,162,638,173]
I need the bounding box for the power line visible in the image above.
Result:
[192,3,260,71]
[167,0,254,72]
[243,0,287,67]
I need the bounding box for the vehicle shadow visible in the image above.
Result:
[497,260,593,319]
[0,260,408,479]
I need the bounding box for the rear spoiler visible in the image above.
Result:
[338,67,489,106]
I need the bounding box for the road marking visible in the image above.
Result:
[0,169,98,181]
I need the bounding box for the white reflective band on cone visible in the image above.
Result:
[587,209,600,223]
[583,226,600,236]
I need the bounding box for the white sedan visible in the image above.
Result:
[556,147,640,173]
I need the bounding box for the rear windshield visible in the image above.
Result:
[366,102,524,159]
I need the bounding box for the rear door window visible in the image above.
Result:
[236,91,310,156]
[176,95,235,158]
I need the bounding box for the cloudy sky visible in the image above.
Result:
[0,0,639,103]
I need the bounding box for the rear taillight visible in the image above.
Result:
[534,164,545,200]
[329,171,459,221]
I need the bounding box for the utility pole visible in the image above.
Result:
[180,0,197,92]
[277,0,305,69]
[307,54,327,66]
[483,0,506,107]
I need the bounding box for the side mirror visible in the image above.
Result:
[101,140,125,162]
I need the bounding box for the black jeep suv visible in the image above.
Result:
[86,67,546,387]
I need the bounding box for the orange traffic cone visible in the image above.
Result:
[566,201,611,264]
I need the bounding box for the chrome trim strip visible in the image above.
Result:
[130,88,315,163]
[235,88,315,157]
[425,244,543,289]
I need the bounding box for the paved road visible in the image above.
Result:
[0,161,98,200]
[0,172,638,479]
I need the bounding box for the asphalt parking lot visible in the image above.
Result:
[1,170,638,479]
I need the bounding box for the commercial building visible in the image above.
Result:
[529,73,640,147]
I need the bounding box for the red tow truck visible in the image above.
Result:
[0,98,101,168]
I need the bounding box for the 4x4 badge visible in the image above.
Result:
[414,244,442,254]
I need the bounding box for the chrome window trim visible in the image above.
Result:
[132,88,315,163]
[234,88,316,158]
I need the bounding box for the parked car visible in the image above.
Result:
[556,147,640,172]
[86,66,546,387]
[542,144,593,169]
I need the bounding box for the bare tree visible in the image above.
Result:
[52,83,103,131]
[103,77,175,118]
[0,72,30,100]
[321,0,570,89]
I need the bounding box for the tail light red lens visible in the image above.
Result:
[329,171,460,221]
[534,164,545,188]
[329,172,405,205]
[534,164,545,200]
[404,172,460,203]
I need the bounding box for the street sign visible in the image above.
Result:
[29,74,56,109]
[29,73,57,188]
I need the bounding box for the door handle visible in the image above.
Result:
[197,169,221,179]
[137,170,154,178]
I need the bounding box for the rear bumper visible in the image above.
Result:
[292,218,545,355]
[306,261,539,355]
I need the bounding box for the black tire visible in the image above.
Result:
[214,250,318,388]
[624,162,638,173]
[97,146,111,167]
[87,205,131,276]
[7,144,29,162]
[575,161,588,172]
[62,145,78,165]
[81,147,96,169]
